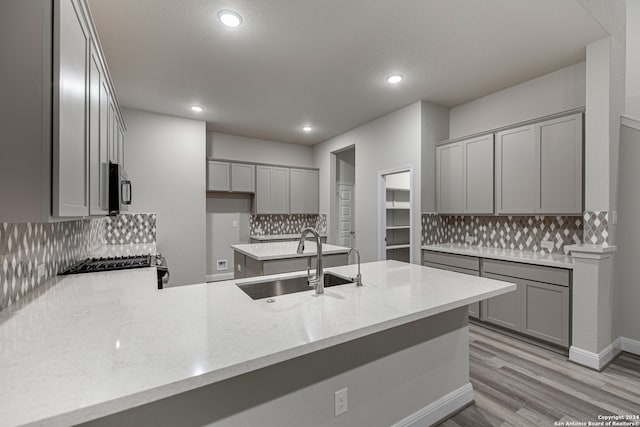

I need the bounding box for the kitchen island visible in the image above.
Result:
[231,240,351,279]
[0,260,515,427]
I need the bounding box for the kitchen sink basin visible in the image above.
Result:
[237,272,352,300]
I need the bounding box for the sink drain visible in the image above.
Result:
[266,298,276,303]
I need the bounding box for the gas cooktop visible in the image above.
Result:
[60,255,155,274]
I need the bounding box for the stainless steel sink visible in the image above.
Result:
[237,272,352,300]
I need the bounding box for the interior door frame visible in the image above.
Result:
[377,166,413,261]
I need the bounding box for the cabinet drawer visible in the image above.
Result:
[423,251,480,272]
[482,259,569,287]
[423,262,479,276]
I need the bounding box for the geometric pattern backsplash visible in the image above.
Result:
[583,211,609,245]
[105,213,156,245]
[0,218,106,312]
[422,213,583,254]
[250,214,327,236]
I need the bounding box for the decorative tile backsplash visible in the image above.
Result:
[1,218,106,311]
[250,214,327,236]
[105,213,157,244]
[422,213,583,254]
[583,211,609,245]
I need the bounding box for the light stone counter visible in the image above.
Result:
[249,233,327,241]
[0,261,515,426]
[422,243,574,269]
[231,241,349,261]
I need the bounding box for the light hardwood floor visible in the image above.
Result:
[439,324,640,427]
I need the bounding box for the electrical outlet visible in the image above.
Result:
[612,211,618,225]
[217,260,228,271]
[334,388,348,416]
[37,264,45,279]
[237,264,242,273]
[541,240,554,250]
[232,220,238,228]
[465,234,475,244]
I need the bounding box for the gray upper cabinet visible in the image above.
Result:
[537,113,583,214]
[207,161,255,193]
[436,142,464,214]
[290,169,319,214]
[52,0,90,217]
[463,135,494,214]
[0,0,124,222]
[88,44,108,216]
[437,134,493,214]
[256,166,290,214]
[207,161,231,192]
[495,125,537,214]
[496,113,583,215]
[231,163,255,193]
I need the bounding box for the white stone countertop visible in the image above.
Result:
[91,243,158,258]
[0,260,515,427]
[232,241,349,261]
[250,233,327,241]
[422,243,574,269]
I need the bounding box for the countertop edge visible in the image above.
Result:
[231,246,350,261]
[43,277,515,427]
[421,245,574,269]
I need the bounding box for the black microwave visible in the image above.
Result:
[108,162,132,215]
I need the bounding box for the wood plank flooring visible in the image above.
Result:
[439,324,640,427]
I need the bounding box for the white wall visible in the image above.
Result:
[449,62,586,139]
[421,102,450,212]
[313,102,425,263]
[206,195,251,281]
[123,108,206,286]
[207,132,313,168]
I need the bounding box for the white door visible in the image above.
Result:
[337,184,355,247]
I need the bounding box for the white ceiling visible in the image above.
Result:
[87,0,607,145]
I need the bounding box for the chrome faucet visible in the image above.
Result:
[297,227,324,294]
[348,248,362,286]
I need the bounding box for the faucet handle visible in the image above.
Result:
[354,273,363,287]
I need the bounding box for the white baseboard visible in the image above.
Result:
[569,342,621,371]
[617,336,640,356]
[391,383,473,427]
[206,272,234,282]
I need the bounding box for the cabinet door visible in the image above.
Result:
[464,135,494,214]
[481,272,520,331]
[53,0,89,217]
[271,167,290,213]
[231,163,255,193]
[495,125,536,214]
[520,279,570,347]
[290,169,319,214]
[536,113,583,214]
[207,161,230,192]
[88,46,108,215]
[436,142,464,214]
[117,120,125,171]
[256,166,272,213]
[108,101,117,163]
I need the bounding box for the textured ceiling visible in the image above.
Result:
[88,0,607,145]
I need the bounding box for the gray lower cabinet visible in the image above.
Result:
[422,251,481,319]
[422,250,571,347]
[481,259,570,348]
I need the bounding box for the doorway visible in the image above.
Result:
[378,168,412,263]
[334,147,355,248]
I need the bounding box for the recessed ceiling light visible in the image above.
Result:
[386,74,404,84]
[302,125,313,132]
[218,10,242,27]
[190,105,204,113]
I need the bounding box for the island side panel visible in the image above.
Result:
[80,307,471,427]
